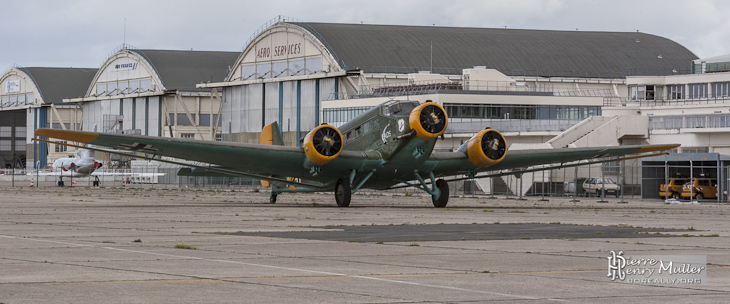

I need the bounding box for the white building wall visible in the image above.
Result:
[319,78,336,103]
[148,96,160,137]
[300,80,316,131]
[122,98,133,130]
[244,84,263,131]
[264,82,279,126]
[135,97,146,133]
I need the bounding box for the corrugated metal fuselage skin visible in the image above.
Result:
[334,101,440,189]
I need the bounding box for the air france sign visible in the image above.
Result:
[6,80,20,93]
[114,62,138,70]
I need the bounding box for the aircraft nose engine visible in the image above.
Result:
[303,124,344,165]
[94,161,103,168]
[409,101,448,139]
[467,128,507,167]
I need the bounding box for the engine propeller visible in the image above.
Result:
[467,128,507,167]
[303,124,344,165]
[409,101,448,139]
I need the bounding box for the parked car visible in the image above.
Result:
[583,177,620,197]
[681,178,717,200]
[659,178,687,199]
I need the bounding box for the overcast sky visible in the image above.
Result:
[2,0,728,71]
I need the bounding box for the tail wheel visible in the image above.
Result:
[432,179,449,208]
[335,178,351,207]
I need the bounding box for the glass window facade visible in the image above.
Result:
[688,83,708,99]
[712,82,730,98]
[241,56,323,80]
[95,79,153,96]
[169,113,197,126]
[668,85,685,100]
[444,104,601,120]
[322,107,371,126]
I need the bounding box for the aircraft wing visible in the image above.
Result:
[34,129,371,188]
[89,172,166,177]
[426,144,678,179]
[35,129,678,191]
[31,171,90,177]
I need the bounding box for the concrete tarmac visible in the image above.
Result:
[1,185,729,303]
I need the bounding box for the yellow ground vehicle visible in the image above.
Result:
[681,178,717,200]
[659,178,687,199]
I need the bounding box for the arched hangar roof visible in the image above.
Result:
[17,67,97,104]
[128,49,239,91]
[88,48,239,98]
[292,22,697,78]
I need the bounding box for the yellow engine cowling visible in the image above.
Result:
[467,128,507,167]
[303,124,344,166]
[409,101,448,139]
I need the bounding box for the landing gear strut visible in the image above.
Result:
[413,172,450,208]
[93,176,101,187]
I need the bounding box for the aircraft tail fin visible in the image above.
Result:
[259,122,284,146]
[259,122,284,188]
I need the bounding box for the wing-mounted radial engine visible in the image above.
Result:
[302,123,344,166]
[409,101,448,139]
[466,127,507,167]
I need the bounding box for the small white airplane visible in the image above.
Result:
[33,148,163,187]
[50,148,104,186]
[34,125,163,187]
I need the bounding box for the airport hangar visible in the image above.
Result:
[196,19,709,199]
[0,67,97,169]
[6,18,729,199]
[0,47,239,169]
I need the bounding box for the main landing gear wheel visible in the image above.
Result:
[269,192,278,203]
[432,179,449,208]
[335,178,351,207]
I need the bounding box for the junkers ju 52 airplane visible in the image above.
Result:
[35,100,678,207]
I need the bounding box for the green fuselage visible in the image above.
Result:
[334,100,439,189]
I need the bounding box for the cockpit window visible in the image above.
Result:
[383,100,418,116]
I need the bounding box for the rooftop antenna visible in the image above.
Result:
[123,18,126,46]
